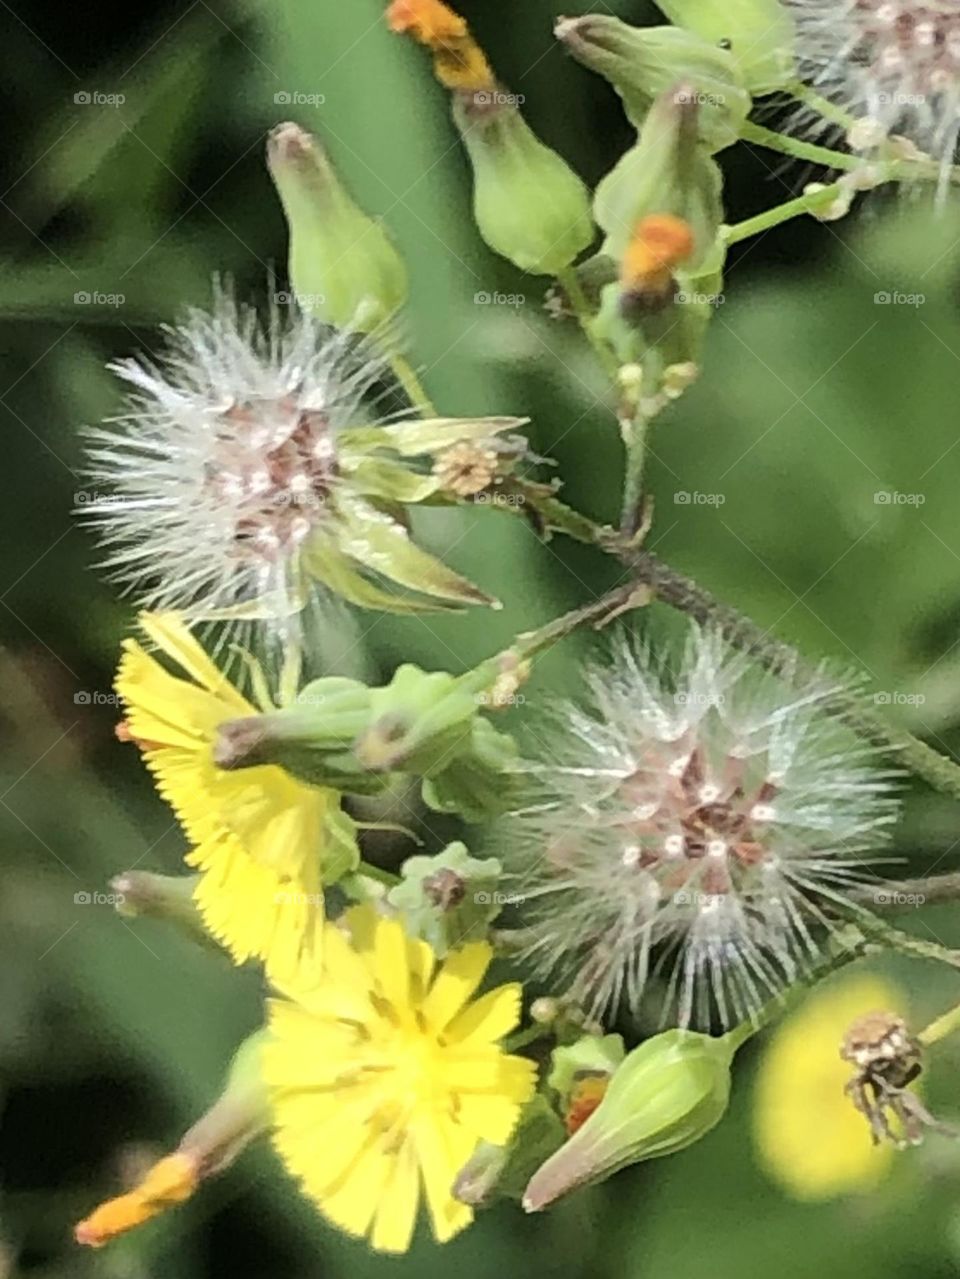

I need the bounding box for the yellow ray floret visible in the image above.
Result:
[387,0,495,92]
[265,907,537,1252]
[115,613,354,981]
[752,972,899,1200]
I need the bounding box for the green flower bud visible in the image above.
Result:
[213,663,517,823]
[387,841,502,955]
[594,86,724,271]
[112,871,208,945]
[555,16,751,152]
[523,1029,740,1211]
[451,94,594,275]
[655,0,795,95]
[266,122,408,333]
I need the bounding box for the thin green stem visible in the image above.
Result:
[724,179,850,245]
[919,1001,960,1048]
[556,266,621,382]
[741,121,865,172]
[356,860,401,889]
[619,408,650,537]
[388,352,438,417]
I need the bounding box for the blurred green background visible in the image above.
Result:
[5,0,960,1275]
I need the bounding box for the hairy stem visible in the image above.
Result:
[556,265,620,381]
[388,352,438,417]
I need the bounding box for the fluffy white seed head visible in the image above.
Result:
[504,628,900,1030]
[786,1,960,188]
[79,287,384,639]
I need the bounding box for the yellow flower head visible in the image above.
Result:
[265,907,536,1252]
[387,0,496,92]
[115,613,355,981]
[752,972,901,1200]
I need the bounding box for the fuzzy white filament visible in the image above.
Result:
[786,1,960,191]
[505,628,900,1030]
[80,288,383,637]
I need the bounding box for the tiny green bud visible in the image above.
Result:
[523,1029,739,1211]
[655,0,795,95]
[388,841,502,954]
[555,16,751,152]
[452,94,594,275]
[111,871,210,948]
[266,122,408,333]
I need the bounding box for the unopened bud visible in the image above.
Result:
[267,123,408,333]
[452,93,594,276]
[111,871,209,947]
[524,1028,739,1211]
[555,16,751,152]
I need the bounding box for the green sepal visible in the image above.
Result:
[655,0,795,94]
[548,1034,626,1106]
[387,841,503,955]
[455,1096,567,1207]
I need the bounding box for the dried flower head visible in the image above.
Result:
[841,1008,949,1146]
[503,627,900,1029]
[786,1,960,189]
[80,287,524,639]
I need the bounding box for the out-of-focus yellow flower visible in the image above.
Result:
[752,973,901,1200]
[264,906,536,1252]
[116,613,356,982]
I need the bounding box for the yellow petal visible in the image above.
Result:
[372,916,410,1011]
[412,1116,474,1244]
[137,612,249,705]
[421,942,491,1031]
[370,1138,420,1253]
[446,983,522,1047]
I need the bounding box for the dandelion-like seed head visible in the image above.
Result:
[787,1,960,182]
[505,628,900,1030]
[82,288,381,632]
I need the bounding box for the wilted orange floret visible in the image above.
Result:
[621,214,696,301]
[75,1152,199,1248]
[386,0,495,92]
[564,1073,611,1136]
[387,0,466,41]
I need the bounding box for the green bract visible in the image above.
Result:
[524,1029,740,1210]
[556,16,751,153]
[655,0,795,95]
[388,841,503,955]
[212,662,519,827]
[452,93,594,275]
[267,122,408,334]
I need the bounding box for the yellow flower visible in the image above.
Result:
[752,972,901,1200]
[115,613,355,981]
[264,907,537,1252]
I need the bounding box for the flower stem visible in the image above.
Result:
[724,180,850,245]
[918,1001,960,1048]
[556,266,621,382]
[740,121,865,172]
[388,352,438,417]
[620,407,650,537]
